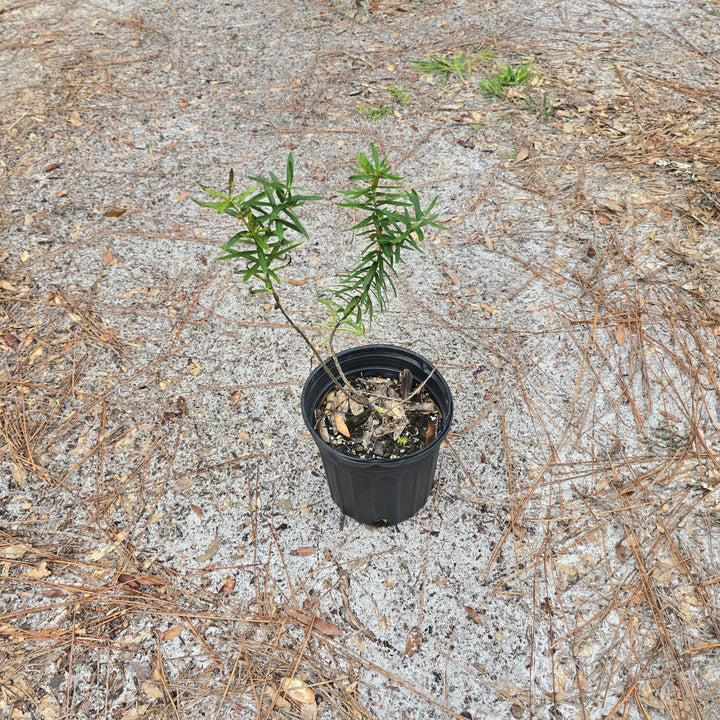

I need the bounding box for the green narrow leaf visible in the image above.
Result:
[286,152,294,187]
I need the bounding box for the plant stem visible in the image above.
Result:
[270,288,337,384]
[271,287,385,422]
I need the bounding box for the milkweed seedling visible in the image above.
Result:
[193,145,444,416]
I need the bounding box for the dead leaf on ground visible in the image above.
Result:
[118,573,140,589]
[404,626,422,658]
[87,532,126,562]
[26,560,51,579]
[0,543,29,560]
[280,677,316,705]
[615,540,627,564]
[444,267,460,284]
[140,680,164,700]
[291,546,317,557]
[162,626,183,641]
[608,439,623,457]
[195,535,221,563]
[37,694,61,720]
[134,575,166,587]
[103,207,127,217]
[300,701,318,720]
[597,196,623,213]
[217,576,235,596]
[513,146,530,163]
[3,331,19,348]
[285,607,344,636]
[464,606,484,625]
[11,463,27,486]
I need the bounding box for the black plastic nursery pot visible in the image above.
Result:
[301,344,454,525]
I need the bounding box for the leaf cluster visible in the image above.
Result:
[193,144,443,341]
[192,156,321,292]
[481,60,534,98]
[324,144,442,334]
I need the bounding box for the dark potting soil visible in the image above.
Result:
[314,371,442,460]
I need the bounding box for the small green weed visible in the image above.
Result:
[386,84,409,106]
[525,91,555,120]
[358,85,410,119]
[358,104,392,120]
[481,60,534,98]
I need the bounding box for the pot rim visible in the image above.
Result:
[300,343,454,465]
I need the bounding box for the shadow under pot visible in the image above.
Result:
[301,344,454,525]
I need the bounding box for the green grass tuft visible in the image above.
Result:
[481,60,534,98]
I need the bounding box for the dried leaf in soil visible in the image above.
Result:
[103,207,127,217]
[334,412,351,438]
[464,606,484,625]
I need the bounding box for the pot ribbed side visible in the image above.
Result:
[301,345,453,525]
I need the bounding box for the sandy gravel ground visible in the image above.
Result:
[2,1,720,719]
